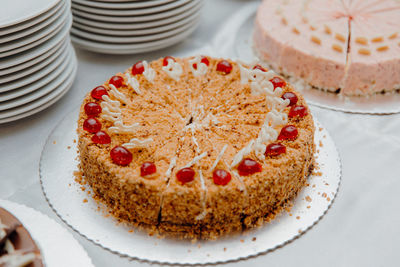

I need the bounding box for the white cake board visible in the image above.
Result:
[0,200,94,267]
[40,109,341,265]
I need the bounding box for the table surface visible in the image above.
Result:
[1,0,400,266]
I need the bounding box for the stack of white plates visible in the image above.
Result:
[0,0,77,124]
[70,0,203,54]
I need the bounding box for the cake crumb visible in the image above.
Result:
[327,197,331,201]
[307,205,311,209]
[240,239,244,243]
[319,140,323,147]
[312,184,316,188]
[73,139,77,143]
[128,229,134,233]
[322,192,327,198]
[296,216,300,220]
[67,146,71,149]
[252,237,257,242]
[83,198,88,203]
[319,127,323,132]
[289,213,292,216]
[305,196,312,202]
[223,247,227,252]
[53,140,56,144]
[298,229,303,233]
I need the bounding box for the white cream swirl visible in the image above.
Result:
[162,58,183,81]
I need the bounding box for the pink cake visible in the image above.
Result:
[254,0,400,96]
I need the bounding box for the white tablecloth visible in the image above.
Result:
[1,0,399,266]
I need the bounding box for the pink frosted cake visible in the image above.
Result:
[254,0,400,96]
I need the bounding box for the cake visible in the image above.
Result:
[0,207,43,266]
[77,56,315,239]
[254,0,400,96]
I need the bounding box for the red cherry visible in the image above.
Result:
[163,56,175,66]
[92,131,111,144]
[109,75,124,88]
[83,118,101,133]
[289,105,308,118]
[270,77,286,89]
[84,102,102,117]
[282,92,298,106]
[140,162,157,177]
[131,61,145,75]
[212,169,231,185]
[193,56,210,69]
[216,60,233,74]
[110,146,132,166]
[253,64,267,72]
[176,167,195,184]
[265,143,286,156]
[237,158,262,176]
[91,86,108,100]
[278,125,298,141]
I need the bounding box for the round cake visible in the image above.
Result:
[77,56,315,239]
[0,207,43,266]
[254,0,400,96]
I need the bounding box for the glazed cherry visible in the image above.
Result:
[110,146,132,166]
[109,75,124,88]
[237,158,262,176]
[212,169,231,186]
[278,125,298,141]
[265,143,286,156]
[270,77,286,89]
[83,118,102,133]
[91,131,111,144]
[282,92,298,106]
[193,56,210,69]
[253,64,267,72]
[84,102,102,117]
[216,60,233,74]
[140,162,157,177]
[91,86,108,100]
[163,56,175,66]
[289,105,308,118]
[176,167,195,184]
[131,61,145,75]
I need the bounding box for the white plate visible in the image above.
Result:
[0,45,71,94]
[0,0,64,36]
[0,0,60,28]
[72,0,192,16]
[0,40,67,85]
[72,10,200,36]
[0,13,71,57]
[231,5,400,114]
[0,1,66,44]
[0,46,71,104]
[0,200,94,267]
[71,17,199,43]
[71,22,199,54]
[72,0,174,9]
[0,24,69,69]
[0,65,76,124]
[0,49,77,120]
[0,37,67,76]
[71,0,201,23]
[72,3,202,30]
[40,114,341,265]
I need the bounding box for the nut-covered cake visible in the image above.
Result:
[77,56,315,239]
[0,207,43,266]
